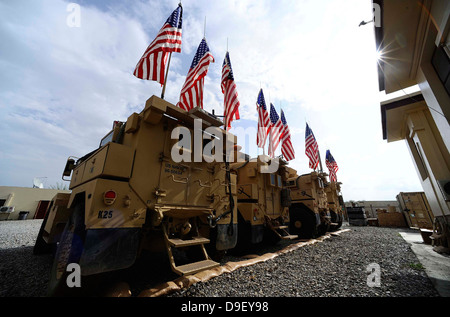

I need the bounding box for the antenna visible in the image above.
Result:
[204,16,206,38]
[33,177,47,189]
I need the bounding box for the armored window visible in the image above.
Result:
[270,174,276,186]
[99,130,114,147]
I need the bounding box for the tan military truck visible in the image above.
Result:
[286,170,331,238]
[324,180,344,231]
[230,155,296,252]
[34,96,239,294]
[317,172,332,234]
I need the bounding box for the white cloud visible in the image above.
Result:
[0,0,423,200]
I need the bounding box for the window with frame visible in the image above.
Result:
[431,43,450,96]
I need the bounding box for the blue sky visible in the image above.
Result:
[0,0,423,200]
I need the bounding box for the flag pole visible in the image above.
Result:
[318,148,323,173]
[161,52,172,100]
[258,84,265,156]
[204,16,206,39]
[224,38,227,131]
[161,2,182,100]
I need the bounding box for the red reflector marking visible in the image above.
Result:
[104,191,116,199]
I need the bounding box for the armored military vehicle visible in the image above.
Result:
[34,96,239,294]
[285,170,331,238]
[230,155,297,252]
[324,180,344,231]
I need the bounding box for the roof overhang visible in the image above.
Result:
[373,0,430,94]
[381,90,427,141]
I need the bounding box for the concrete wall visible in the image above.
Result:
[412,1,450,219]
[0,186,71,220]
[381,0,450,220]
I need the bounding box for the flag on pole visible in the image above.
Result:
[133,4,183,85]
[221,52,240,130]
[268,104,283,158]
[256,89,270,148]
[280,110,295,161]
[325,150,339,182]
[177,38,215,111]
[305,123,319,170]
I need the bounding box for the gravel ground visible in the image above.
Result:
[0,219,441,297]
[0,220,53,297]
[169,226,440,297]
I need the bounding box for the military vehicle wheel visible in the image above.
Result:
[263,227,282,245]
[289,205,318,239]
[331,212,343,230]
[318,221,330,236]
[47,201,86,296]
[329,211,339,231]
[349,213,366,219]
[230,212,253,255]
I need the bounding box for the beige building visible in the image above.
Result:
[0,186,70,220]
[373,0,449,248]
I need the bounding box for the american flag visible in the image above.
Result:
[305,123,319,170]
[280,110,295,161]
[268,104,283,158]
[325,150,339,182]
[221,52,240,130]
[256,89,270,148]
[133,5,183,85]
[177,38,214,111]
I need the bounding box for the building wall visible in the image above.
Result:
[404,108,450,219]
[0,186,71,220]
[416,0,450,153]
[408,1,450,219]
[380,0,450,220]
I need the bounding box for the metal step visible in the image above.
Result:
[281,234,298,240]
[174,259,219,276]
[272,226,298,240]
[162,225,218,276]
[273,225,288,230]
[167,236,210,248]
[430,233,442,240]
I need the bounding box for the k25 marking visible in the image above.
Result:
[98,210,113,219]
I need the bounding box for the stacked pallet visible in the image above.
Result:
[347,207,367,226]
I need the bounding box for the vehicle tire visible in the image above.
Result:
[263,226,282,245]
[230,212,253,255]
[289,204,318,239]
[329,210,342,231]
[336,216,343,229]
[349,218,368,226]
[348,213,367,220]
[47,201,86,296]
[346,208,365,215]
[318,220,330,236]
